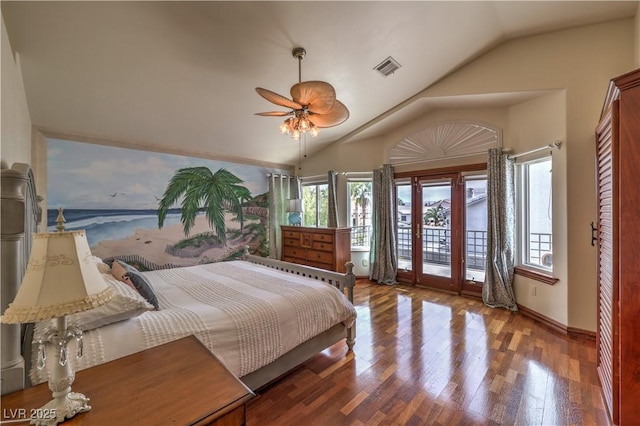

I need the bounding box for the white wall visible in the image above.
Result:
[1,11,32,168]
[508,91,567,324]
[305,18,636,331]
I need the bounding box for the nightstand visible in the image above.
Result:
[1,336,254,425]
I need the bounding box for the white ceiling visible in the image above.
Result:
[2,1,637,168]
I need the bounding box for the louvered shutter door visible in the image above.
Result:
[595,100,619,424]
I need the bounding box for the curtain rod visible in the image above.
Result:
[266,173,298,178]
[302,171,370,180]
[506,141,562,160]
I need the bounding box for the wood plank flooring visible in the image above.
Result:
[246,280,610,425]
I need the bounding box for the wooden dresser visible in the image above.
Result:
[281,226,351,272]
[0,336,254,425]
[595,68,640,426]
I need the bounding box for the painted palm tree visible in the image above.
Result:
[157,167,249,244]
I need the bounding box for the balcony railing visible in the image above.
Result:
[351,225,371,248]
[397,227,552,271]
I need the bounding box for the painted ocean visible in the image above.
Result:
[47,209,183,248]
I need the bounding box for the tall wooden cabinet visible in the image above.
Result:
[281,226,351,273]
[595,68,640,425]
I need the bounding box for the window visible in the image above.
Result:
[517,157,553,271]
[464,175,488,282]
[302,183,328,227]
[348,180,372,249]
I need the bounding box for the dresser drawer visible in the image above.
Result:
[283,256,306,266]
[283,246,305,260]
[307,260,333,270]
[312,241,333,251]
[313,233,334,243]
[283,230,300,239]
[300,233,313,247]
[284,237,300,247]
[307,249,333,264]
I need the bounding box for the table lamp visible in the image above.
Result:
[1,230,113,425]
[287,198,303,226]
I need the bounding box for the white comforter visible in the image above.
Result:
[31,260,356,384]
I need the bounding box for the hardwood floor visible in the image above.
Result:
[246,280,610,425]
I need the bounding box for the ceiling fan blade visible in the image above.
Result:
[291,81,336,114]
[256,87,302,110]
[254,111,293,117]
[308,100,349,128]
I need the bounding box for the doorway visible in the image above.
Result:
[395,165,487,295]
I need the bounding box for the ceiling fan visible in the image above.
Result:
[255,47,349,140]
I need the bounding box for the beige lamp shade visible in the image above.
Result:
[1,231,113,323]
[287,198,303,212]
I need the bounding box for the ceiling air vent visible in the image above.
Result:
[374,56,401,77]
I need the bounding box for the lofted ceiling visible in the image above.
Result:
[2,1,637,168]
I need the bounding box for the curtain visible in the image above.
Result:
[483,148,518,311]
[369,164,397,284]
[268,175,300,259]
[327,170,338,228]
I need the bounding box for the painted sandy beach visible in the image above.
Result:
[90,214,258,267]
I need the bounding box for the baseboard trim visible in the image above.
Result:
[517,304,595,341]
[567,326,596,340]
[517,304,567,335]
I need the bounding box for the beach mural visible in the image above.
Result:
[47,139,287,270]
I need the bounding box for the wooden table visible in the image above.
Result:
[1,336,254,425]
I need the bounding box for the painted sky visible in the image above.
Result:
[47,139,288,210]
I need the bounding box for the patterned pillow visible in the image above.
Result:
[111,260,132,285]
[67,274,154,331]
[115,260,159,310]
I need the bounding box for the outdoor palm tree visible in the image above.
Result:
[157,167,249,244]
[424,206,447,227]
[351,182,372,227]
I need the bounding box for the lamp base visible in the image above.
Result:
[31,392,90,426]
[288,211,302,226]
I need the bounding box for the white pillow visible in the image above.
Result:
[67,273,154,331]
[91,255,112,274]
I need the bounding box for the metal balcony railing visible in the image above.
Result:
[351,225,371,248]
[396,227,552,271]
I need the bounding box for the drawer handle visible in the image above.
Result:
[317,254,321,258]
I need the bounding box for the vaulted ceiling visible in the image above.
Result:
[2,1,637,167]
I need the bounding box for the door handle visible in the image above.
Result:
[590,222,597,246]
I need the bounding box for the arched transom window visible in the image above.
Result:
[389,122,501,165]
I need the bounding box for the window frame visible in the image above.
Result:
[347,179,373,250]
[302,181,328,228]
[461,173,488,284]
[516,156,554,275]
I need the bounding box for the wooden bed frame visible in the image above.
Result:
[0,163,356,394]
[241,250,356,390]
[1,163,43,395]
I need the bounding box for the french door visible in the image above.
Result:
[395,166,487,295]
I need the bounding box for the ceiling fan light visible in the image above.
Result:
[255,47,348,141]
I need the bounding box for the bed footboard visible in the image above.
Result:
[242,249,356,351]
[242,249,356,303]
[240,250,357,389]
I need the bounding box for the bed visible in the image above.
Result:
[0,162,356,394]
